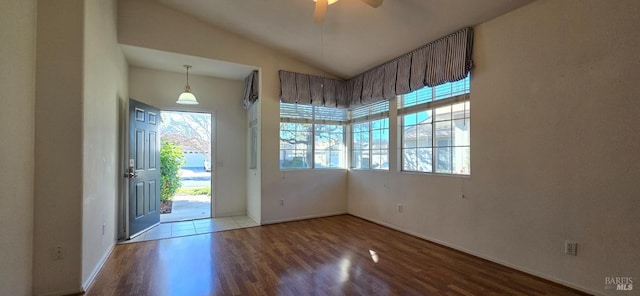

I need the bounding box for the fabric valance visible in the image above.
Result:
[242,70,259,109]
[279,27,473,108]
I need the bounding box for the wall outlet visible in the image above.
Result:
[397,203,403,213]
[565,240,577,256]
[53,245,64,260]
[280,199,284,206]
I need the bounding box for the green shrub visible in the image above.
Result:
[160,141,185,202]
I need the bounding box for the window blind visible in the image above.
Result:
[280,103,347,125]
[349,101,389,123]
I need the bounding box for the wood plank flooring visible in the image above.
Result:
[87,215,588,296]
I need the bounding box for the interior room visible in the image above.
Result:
[1,0,638,295]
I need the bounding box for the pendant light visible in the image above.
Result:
[177,65,198,105]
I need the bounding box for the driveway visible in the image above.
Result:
[179,167,211,188]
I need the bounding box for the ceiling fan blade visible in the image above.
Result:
[360,0,383,8]
[314,0,328,23]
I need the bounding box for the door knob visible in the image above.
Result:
[125,167,138,179]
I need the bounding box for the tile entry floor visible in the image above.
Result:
[121,215,259,244]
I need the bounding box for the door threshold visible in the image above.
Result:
[125,222,161,241]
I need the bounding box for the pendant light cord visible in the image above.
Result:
[186,66,190,87]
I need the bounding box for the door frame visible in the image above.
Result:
[118,106,216,240]
[158,109,216,222]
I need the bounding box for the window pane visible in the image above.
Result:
[452,146,470,175]
[315,124,344,168]
[402,149,417,171]
[374,149,389,170]
[280,149,311,169]
[353,149,369,169]
[435,147,452,174]
[372,119,382,130]
[465,101,470,118]
[416,123,433,148]
[452,102,467,120]
[417,148,433,172]
[353,122,368,133]
[417,110,432,123]
[371,153,383,170]
[434,121,452,147]
[327,151,343,168]
[403,113,418,126]
[453,119,470,146]
[435,105,451,122]
[280,123,312,169]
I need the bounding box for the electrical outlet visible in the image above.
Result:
[397,203,403,213]
[53,245,64,260]
[565,240,577,256]
[280,199,285,206]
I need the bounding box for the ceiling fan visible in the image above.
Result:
[313,0,383,22]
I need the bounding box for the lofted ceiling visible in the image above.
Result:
[154,0,534,78]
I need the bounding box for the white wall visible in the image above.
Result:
[119,0,347,223]
[128,67,247,217]
[33,0,85,294]
[348,0,640,294]
[0,0,36,295]
[82,0,128,289]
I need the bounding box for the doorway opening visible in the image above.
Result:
[159,110,212,223]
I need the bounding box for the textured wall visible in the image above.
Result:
[0,0,36,295]
[348,0,640,294]
[82,0,128,289]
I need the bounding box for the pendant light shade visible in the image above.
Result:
[177,65,198,105]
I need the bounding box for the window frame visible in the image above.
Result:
[279,104,347,170]
[350,117,389,170]
[399,76,470,176]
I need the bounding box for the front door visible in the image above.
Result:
[127,99,161,236]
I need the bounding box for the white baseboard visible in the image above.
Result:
[262,211,347,225]
[348,213,600,296]
[82,244,115,292]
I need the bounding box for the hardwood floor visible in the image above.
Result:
[87,215,588,296]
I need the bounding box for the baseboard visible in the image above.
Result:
[348,213,600,296]
[82,243,115,292]
[39,287,84,296]
[262,211,347,225]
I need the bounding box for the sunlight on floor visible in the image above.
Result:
[121,215,258,244]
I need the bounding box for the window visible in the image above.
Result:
[350,101,389,170]
[279,122,312,169]
[314,124,345,168]
[279,103,346,169]
[399,76,470,175]
[249,103,258,169]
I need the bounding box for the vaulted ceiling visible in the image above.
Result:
[153,0,534,78]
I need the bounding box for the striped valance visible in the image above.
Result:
[278,71,350,108]
[243,70,259,109]
[279,27,473,108]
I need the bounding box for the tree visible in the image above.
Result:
[160,140,185,202]
[160,112,211,160]
[279,123,343,168]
